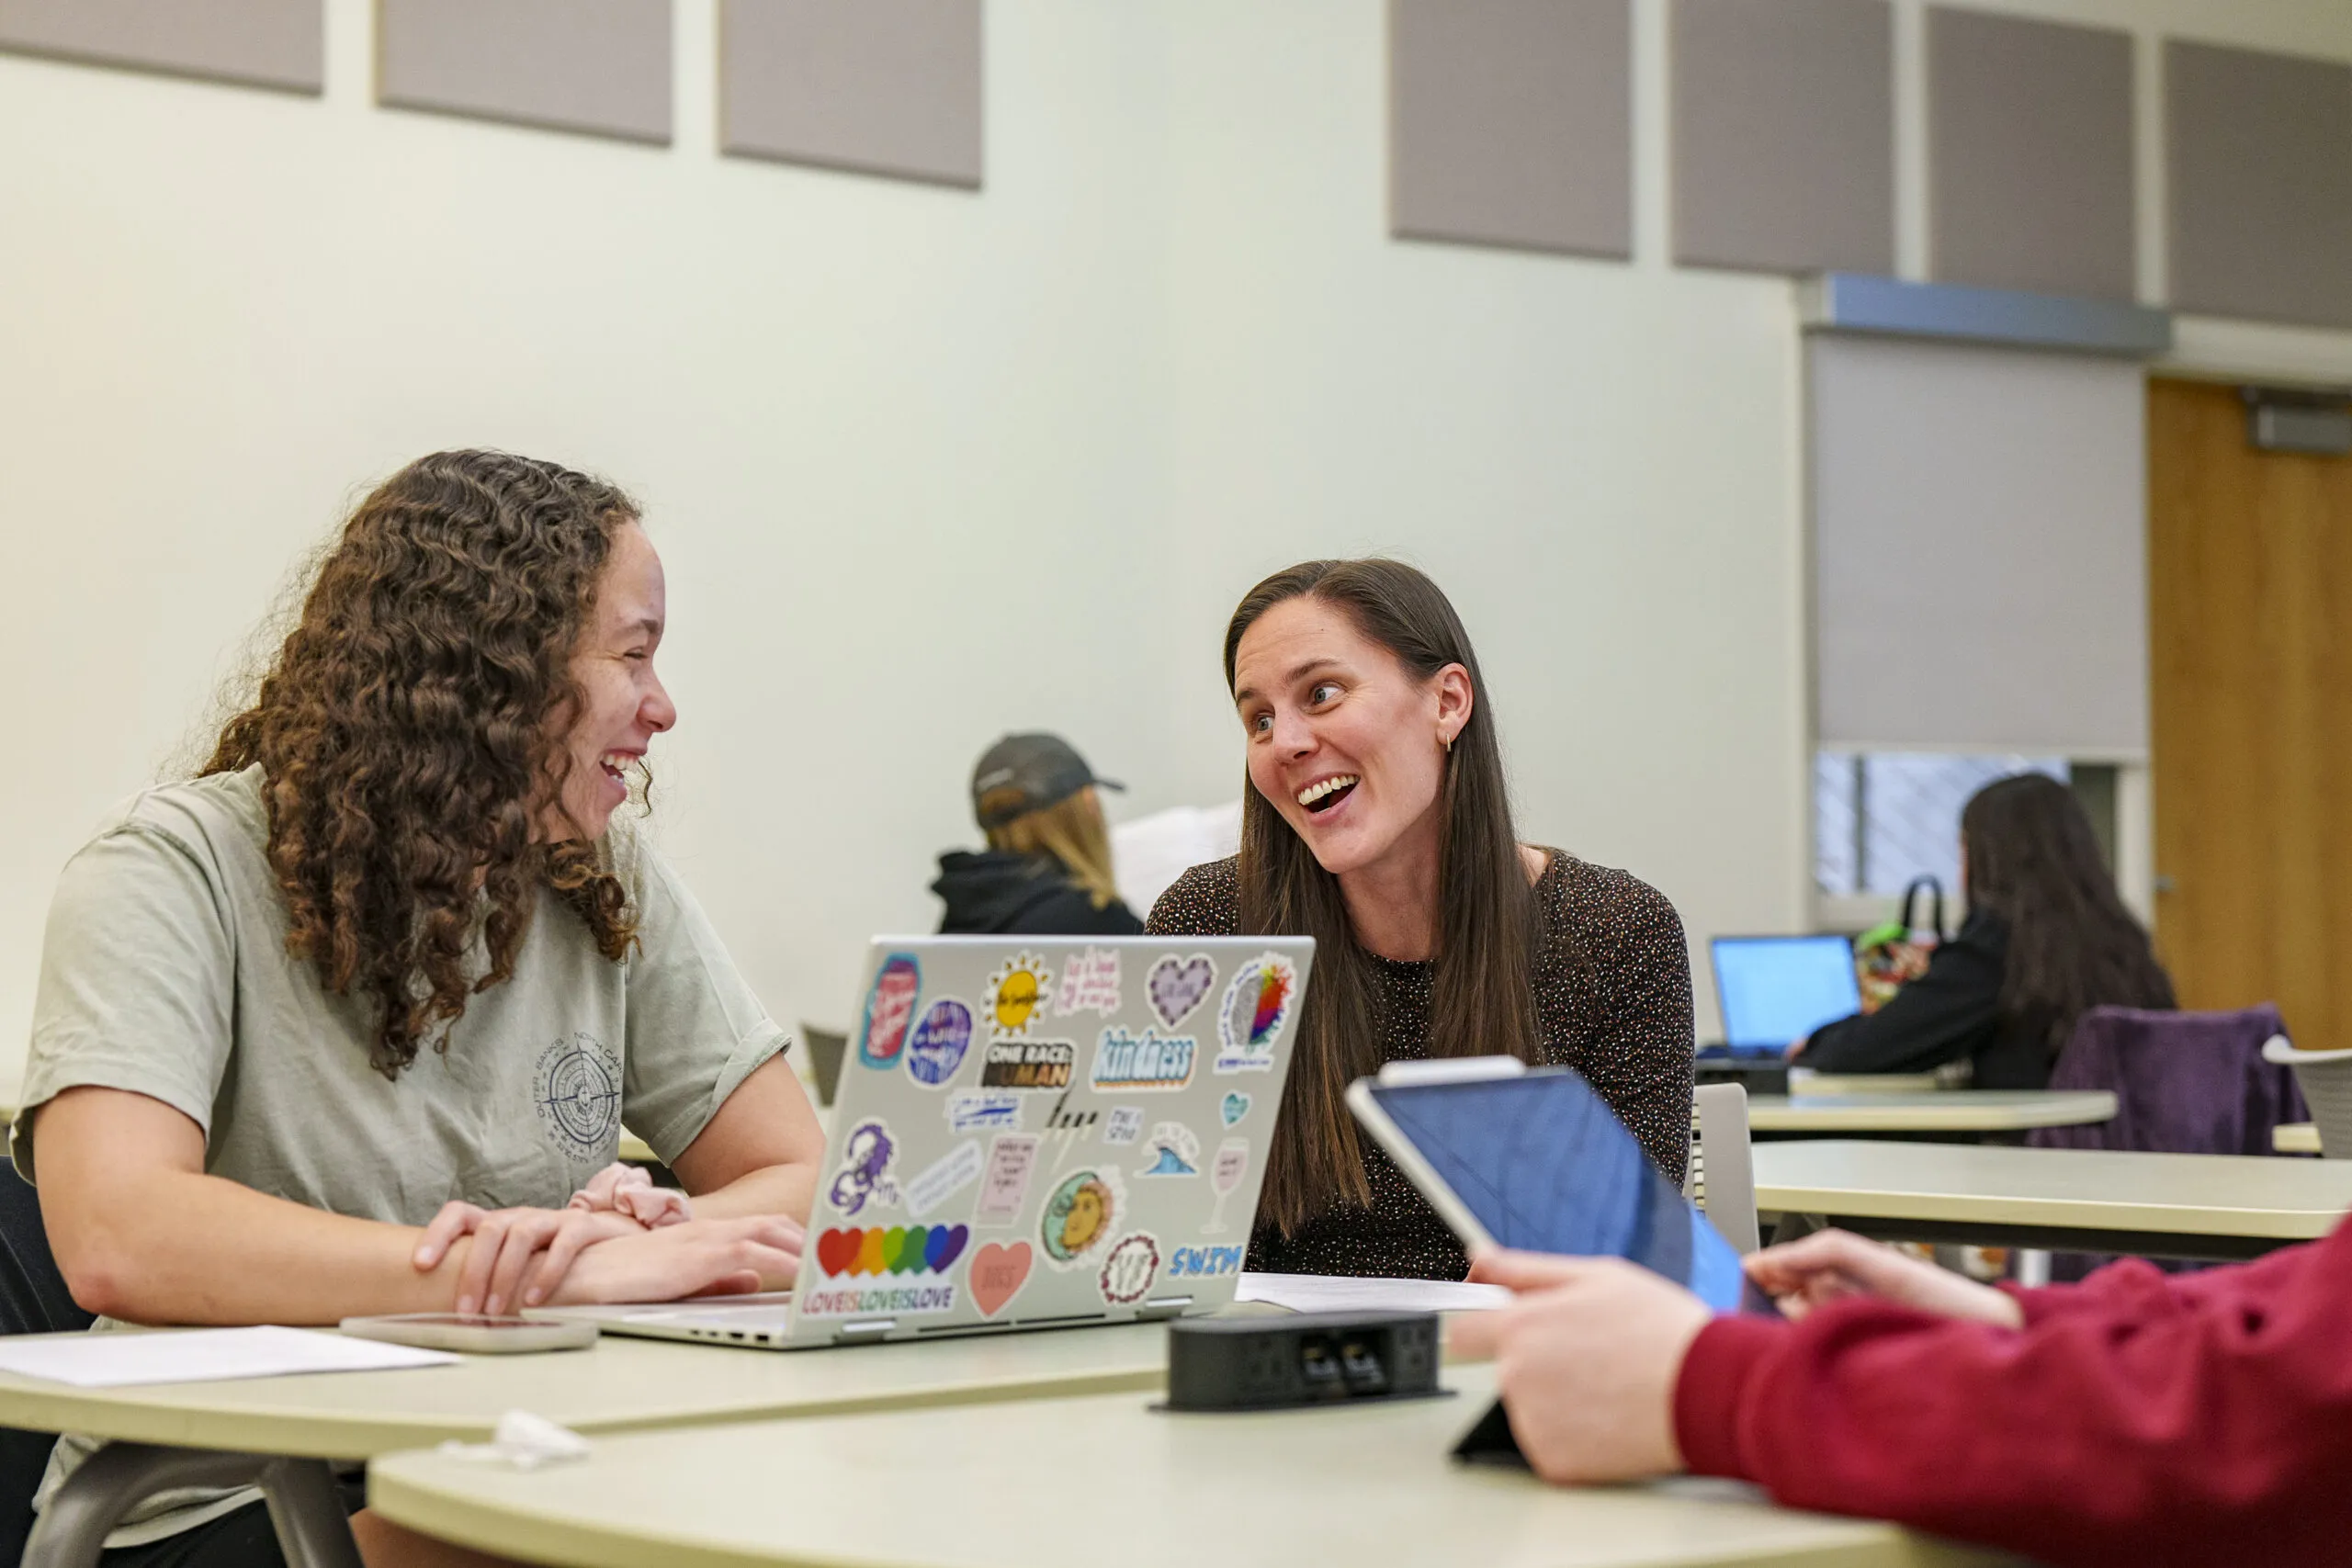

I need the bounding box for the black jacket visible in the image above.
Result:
[931,851,1144,937]
[1800,911,2056,1090]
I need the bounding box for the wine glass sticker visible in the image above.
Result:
[1204,1139,1250,1233]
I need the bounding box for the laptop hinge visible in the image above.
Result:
[1138,1295,1194,1319]
[835,1318,898,1339]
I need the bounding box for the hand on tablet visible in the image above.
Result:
[1456,1249,1710,1483]
[1743,1230,2022,1327]
[544,1215,806,1307]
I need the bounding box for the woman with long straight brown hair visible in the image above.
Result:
[1147,559,1694,1280]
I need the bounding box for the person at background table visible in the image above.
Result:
[1792,773,2173,1089]
[1146,558,1694,1280]
[932,733,1144,936]
[1461,1218,2352,1568]
[19,450,821,1566]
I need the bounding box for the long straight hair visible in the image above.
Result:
[1225,560,1542,1234]
[1961,773,2176,1055]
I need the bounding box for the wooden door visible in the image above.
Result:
[2148,378,2352,1051]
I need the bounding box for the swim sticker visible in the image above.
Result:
[1167,1244,1244,1280]
[857,954,922,1070]
[1215,953,1296,1074]
[985,953,1053,1037]
[904,1139,986,1219]
[905,997,974,1088]
[1038,1168,1124,1269]
[1053,947,1123,1017]
[967,1240,1034,1317]
[1221,1092,1251,1128]
[1147,953,1217,1030]
[1090,1026,1197,1093]
[826,1118,902,1217]
[1204,1139,1250,1233]
[1102,1106,1145,1146]
[946,1090,1024,1134]
[801,1224,968,1317]
[980,1038,1076,1090]
[533,1032,623,1163]
[1099,1233,1162,1306]
[974,1134,1042,1227]
[1137,1121,1200,1178]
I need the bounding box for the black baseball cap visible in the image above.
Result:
[971,733,1125,830]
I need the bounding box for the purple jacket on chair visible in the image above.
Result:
[2026,1004,2310,1157]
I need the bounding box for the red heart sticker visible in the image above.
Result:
[815,1227,861,1278]
[967,1241,1033,1317]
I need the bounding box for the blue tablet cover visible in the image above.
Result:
[1367,1069,1747,1312]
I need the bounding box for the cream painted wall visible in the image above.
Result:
[3,0,2351,1098]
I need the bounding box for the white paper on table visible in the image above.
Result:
[1234,1271,1511,1314]
[0,1326,458,1388]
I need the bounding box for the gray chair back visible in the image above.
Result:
[1685,1082,1760,1254]
[2264,1037,2352,1159]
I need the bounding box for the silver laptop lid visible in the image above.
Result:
[788,935,1315,1345]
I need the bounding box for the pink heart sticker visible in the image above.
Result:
[967,1241,1033,1318]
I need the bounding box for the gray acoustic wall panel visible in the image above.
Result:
[1671,0,1894,276]
[0,0,321,93]
[379,0,672,145]
[1389,0,1632,260]
[1928,8,2133,299]
[2166,40,2352,329]
[721,0,982,189]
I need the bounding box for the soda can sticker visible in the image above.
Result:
[857,954,922,1070]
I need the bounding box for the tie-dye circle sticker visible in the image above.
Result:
[905,998,975,1087]
[1215,953,1296,1073]
[857,954,922,1069]
[1037,1168,1123,1268]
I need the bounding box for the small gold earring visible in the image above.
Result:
[1442,732,1454,755]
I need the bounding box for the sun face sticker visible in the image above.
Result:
[985,953,1053,1037]
[1038,1168,1122,1269]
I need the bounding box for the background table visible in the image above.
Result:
[369,1361,2010,1568]
[1748,1091,2115,1135]
[1753,1139,2352,1260]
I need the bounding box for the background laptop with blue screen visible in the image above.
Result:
[1709,934,1862,1059]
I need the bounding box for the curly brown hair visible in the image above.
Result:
[205,450,644,1079]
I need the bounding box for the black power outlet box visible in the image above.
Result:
[1161,1311,1444,1412]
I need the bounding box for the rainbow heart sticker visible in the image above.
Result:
[814,1224,970,1279]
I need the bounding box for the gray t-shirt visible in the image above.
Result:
[17,765,788,1540]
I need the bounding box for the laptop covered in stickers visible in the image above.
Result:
[538,934,1314,1348]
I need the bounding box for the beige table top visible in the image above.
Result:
[1754,1140,2352,1240]
[1783,1071,1946,1095]
[1749,1091,2115,1134]
[0,1322,1172,1461]
[370,1361,2007,1568]
[2277,1122,2323,1155]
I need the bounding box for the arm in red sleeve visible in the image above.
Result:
[1675,1223,2352,1568]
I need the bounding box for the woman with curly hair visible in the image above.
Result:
[17,450,822,1565]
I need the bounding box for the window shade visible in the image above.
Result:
[1810,333,2148,756]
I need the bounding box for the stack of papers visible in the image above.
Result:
[1235,1272,1511,1314]
[0,1326,458,1388]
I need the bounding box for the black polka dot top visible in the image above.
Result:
[1145,850,1696,1280]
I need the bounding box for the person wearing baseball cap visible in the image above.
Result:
[932,734,1145,936]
